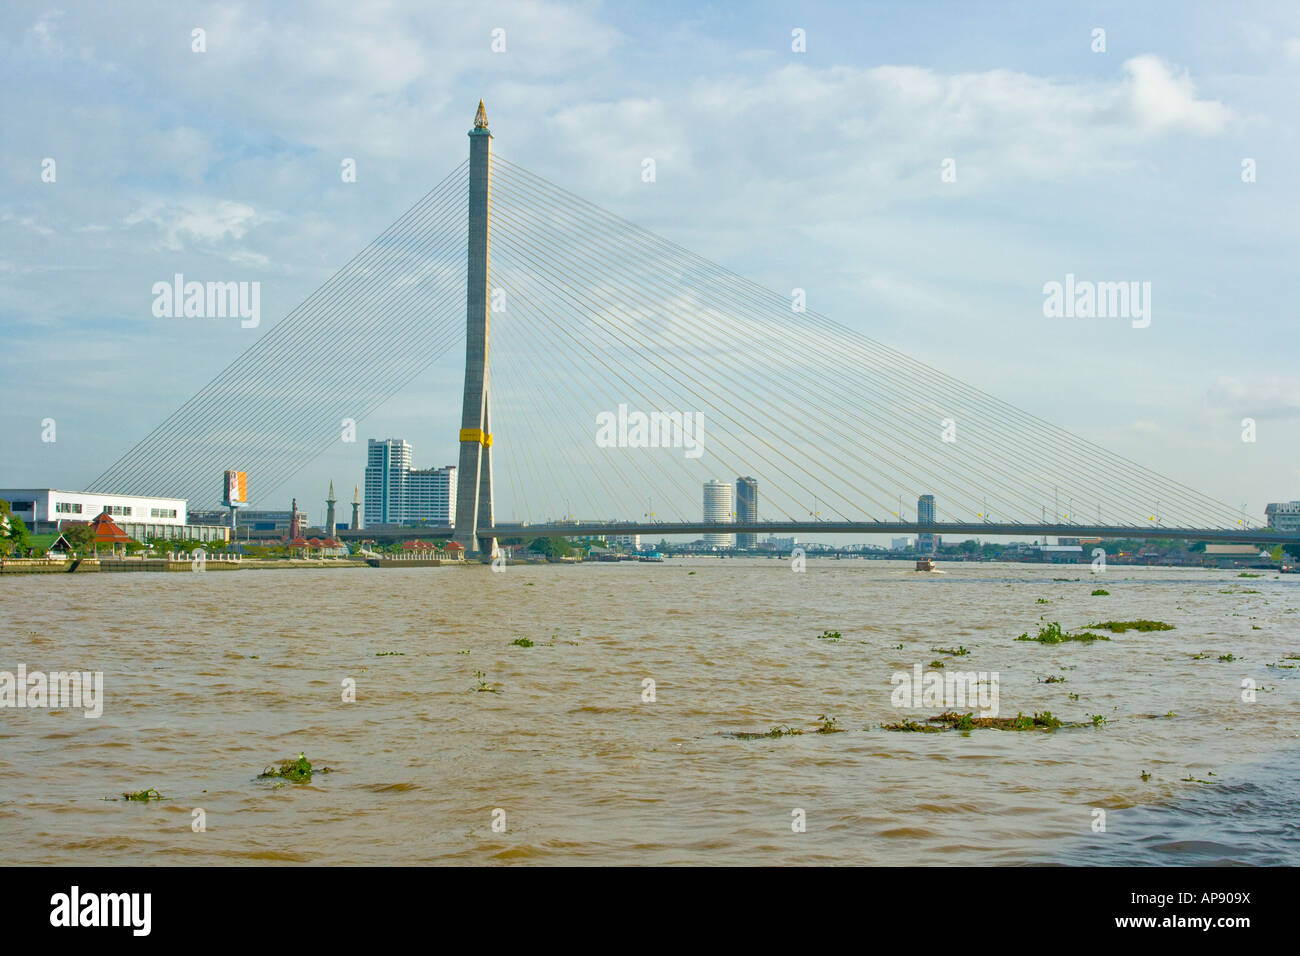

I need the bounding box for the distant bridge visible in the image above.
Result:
[324,521,1300,548]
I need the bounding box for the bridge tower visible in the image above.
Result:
[453,100,497,557]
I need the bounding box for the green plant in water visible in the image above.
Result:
[1017,622,1110,644]
[1087,620,1174,633]
[1068,693,1080,701]
[509,637,534,648]
[1089,714,1107,726]
[765,725,803,737]
[816,714,841,734]
[880,718,944,733]
[375,651,404,657]
[259,753,315,783]
[928,659,946,669]
[1036,597,1050,604]
[472,670,497,693]
[933,645,969,656]
[119,788,165,801]
[1041,675,1066,684]
[1091,589,1109,596]
[1218,653,1236,662]
[817,630,842,642]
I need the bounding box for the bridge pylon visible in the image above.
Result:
[453,100,497,559]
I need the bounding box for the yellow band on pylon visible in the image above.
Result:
[459,428,493,446]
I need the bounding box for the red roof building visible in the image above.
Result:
[88,512,134,556]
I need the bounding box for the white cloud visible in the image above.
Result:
[123,199,264,251]
[1121,54,1231,135]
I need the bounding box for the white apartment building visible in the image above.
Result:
[703,479,734,549]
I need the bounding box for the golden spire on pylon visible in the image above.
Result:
[474,99,489,129]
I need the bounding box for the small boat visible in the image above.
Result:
[914,557,935,572]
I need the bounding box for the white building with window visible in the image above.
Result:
[0,489,186,529]
[703,479,734,549]
[1265,501,1300,534]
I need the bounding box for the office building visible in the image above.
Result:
[406,466,457,525]
[365,439,412,526]
[917,493,940,555]
[735,476,758,548]
[1265,501,1300,534]
[703,479,734,549]
[364,438,456,526]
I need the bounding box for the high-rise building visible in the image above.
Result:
[1265,501,1300,533]
[406,466,457,525]
[735,476,758,548]
[917,493,940,554]
[365,439,412,526]
[364,439,455,526]
[703,480,734,549]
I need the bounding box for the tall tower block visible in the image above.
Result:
[454,99,496,557]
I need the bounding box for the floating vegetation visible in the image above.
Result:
[1086,620,1174,633]
[509,637,534,648]
[1141,771,1152,781]
[375,651,404,657]
[1036,597,1050,604]
[1040,675,1067,684]
[457,649,471,655]
[1088,714,1107,725]
[1016,622,1110,644]
[882,710,1068,732]
[258,753,327,784]
[817,630,842,642]
[816,714,842,734]
[933,645,969,656]
[472,670,497,693]
[928,659,946,669]
[721,723,807,740]
[1218,653,1237,662]
[1239,572,1262,578]
[1091,589,1109,596]
[110,788,165,802]
[1068,693,1080,701]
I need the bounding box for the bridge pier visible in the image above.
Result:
[453,100,497,559]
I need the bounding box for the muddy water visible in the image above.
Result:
[1,559,1296,865]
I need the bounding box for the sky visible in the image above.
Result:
[1,0,1298,532]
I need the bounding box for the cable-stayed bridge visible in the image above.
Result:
[89,103,1297,552]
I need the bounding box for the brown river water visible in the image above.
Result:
[2,559,1297,865]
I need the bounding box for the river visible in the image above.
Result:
[1,559,1296,864]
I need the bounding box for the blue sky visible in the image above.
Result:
[1,0,1297,527]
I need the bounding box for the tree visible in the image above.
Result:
[62,523,95,554]
[527,536,572,559]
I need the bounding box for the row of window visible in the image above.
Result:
[55,502,83,514]
[150,508,178,518]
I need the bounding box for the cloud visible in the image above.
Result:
[123,199,264,251]
[1207,376,1300,420]
[1121,54,1231,135]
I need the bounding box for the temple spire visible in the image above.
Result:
[473,99,489,130]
